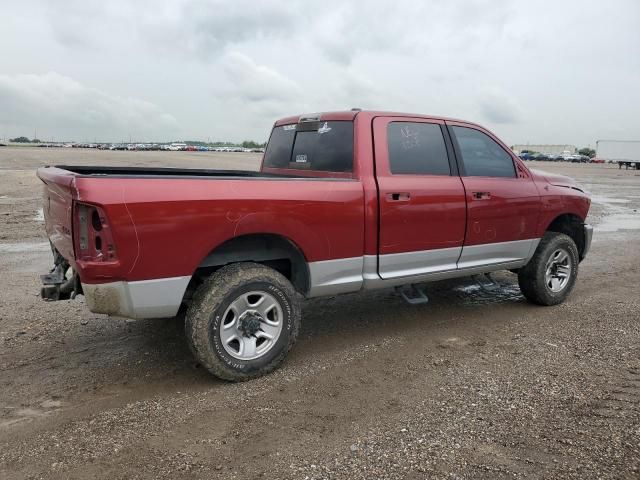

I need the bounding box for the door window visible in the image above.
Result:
[387,122,450,175]
[452,126,515,178]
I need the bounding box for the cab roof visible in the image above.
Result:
[273,110,474,127]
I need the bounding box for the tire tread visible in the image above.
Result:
[518,232,579,306]
[185,262,300,381]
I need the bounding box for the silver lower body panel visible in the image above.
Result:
[83,276,191,319]
[81,238,544,318]
[307,238,541,297]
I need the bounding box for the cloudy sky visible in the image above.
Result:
[1,0,639,145]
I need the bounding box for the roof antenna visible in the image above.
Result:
[350,107,362,111]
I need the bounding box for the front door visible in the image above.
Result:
[446,122,541,268]
[373,117,467,279]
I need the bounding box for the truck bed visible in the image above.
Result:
[37,165,366,287]
[54,165,293,178]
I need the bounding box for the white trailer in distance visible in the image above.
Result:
[596,140,640,170]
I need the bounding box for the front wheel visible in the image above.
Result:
[185,263,301,381]
[518,232,579,306]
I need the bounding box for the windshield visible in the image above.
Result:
[262,121,354,175]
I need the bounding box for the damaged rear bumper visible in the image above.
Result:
[81,277,191,319]
[40,246,82,301]
[40,245,190,319]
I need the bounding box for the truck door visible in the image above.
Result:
[446,122,541,268]
[373,117,467,279]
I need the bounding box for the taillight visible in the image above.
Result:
[73,202,117,261]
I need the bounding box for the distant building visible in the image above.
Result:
[512,144,576,155]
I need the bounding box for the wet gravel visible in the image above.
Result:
[0,150,639,479]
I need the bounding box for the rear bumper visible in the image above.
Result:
[82,276,191,319]
[582,223,593,260]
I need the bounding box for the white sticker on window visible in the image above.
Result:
[295,154,308,163]
[283,124,296,131]
[318,122,331,134]
[400,125,420,150]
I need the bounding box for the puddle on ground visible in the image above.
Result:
[595,213,640,232]
[426,279,523,306]
[0,242,50,253]
[0,401,62,429]
[0,195,39,204]
[591,195,631,205]
[33,208,44,222]
[586,191,640,232]
[451,282,523,305]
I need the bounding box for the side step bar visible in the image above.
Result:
[472,273,499,292]
[396,284,429,305]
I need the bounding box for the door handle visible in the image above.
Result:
[386,192,411,202]
[472,191,491,200]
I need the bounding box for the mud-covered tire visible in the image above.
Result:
[518,232,579,306]
[185,262,301,381]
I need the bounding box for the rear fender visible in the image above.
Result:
[231,211,332,260]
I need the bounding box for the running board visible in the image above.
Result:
[472,273,499,292]
[396,284,429,305]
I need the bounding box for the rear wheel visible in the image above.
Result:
[518,232,579,306]
[185,262,301,381]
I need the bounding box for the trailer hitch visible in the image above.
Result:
[40,248,82,301]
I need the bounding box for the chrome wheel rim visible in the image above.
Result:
[544,248,572,293]
[219,291,283,361]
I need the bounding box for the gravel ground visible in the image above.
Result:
[0,148,638,479]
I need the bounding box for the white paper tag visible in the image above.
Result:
[318,122,331,134]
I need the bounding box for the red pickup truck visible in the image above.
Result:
[38,110,593,381]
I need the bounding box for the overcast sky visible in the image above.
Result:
[1,0,639,145]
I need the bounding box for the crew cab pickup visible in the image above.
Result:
[37,110,593,381]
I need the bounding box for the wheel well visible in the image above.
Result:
[546,214,586,259]
[185,234,310,302]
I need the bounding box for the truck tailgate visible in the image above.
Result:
[37,167,77,262]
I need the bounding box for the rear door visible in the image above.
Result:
[446,122,541,268]
[373,116,467,279]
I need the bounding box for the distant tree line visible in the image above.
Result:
[10,136,41,143]
[578,147,596,158]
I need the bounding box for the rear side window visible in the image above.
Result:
[387,122,450,175]
[452,126,515,178]
[263,121,353,173]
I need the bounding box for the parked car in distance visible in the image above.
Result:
[168,143,187,151]
[37,110,593,381]
[569,155,589,163]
